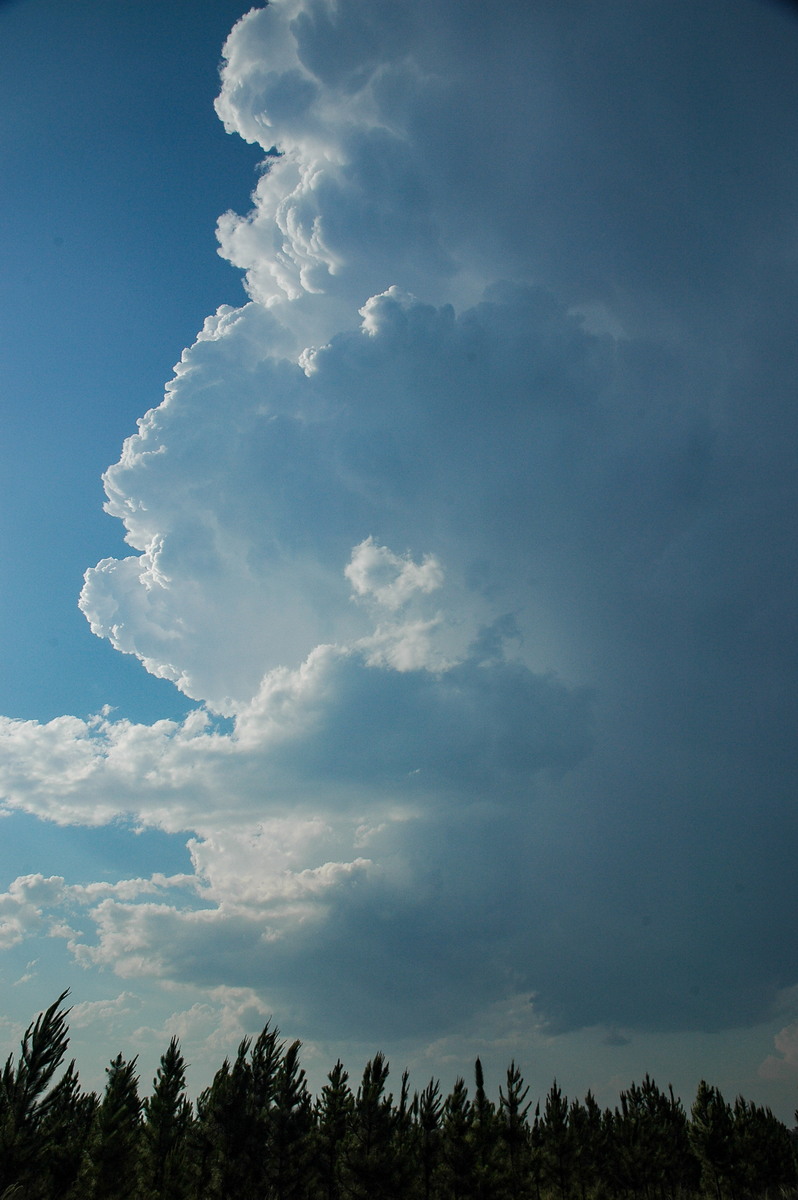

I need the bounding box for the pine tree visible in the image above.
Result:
[417,1078,443,1200]
[36,1060,98,1200]
[498,1060,531,1199]
[529,1103,545,1200]
[653,1078,698,1199]
[0,990,72,1195]
[540,1080,572,1200]
[250,1019,293,1198]
[251,1018,283,1121]
[79,1054,142,1200]
[440,1077,476,1200]
[471,1058,501,1200]
[614,1079,655,1198]
[193,1062,228,1199]
[731,1096,796,1197]
[313,1061,354,1200]
[268,1038,313,1200]
[689,1081,735,1200]
[141,1037,193,1200]
[195,1038,263,1200]
[5,992,798,1200]
[205,1021,293,1199]
[341,1053,400,1200]
[568,1093,603,1200]
[398,1070,421,1200]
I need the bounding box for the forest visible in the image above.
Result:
[0,993,795,1200]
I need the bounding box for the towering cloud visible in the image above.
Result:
[3,0,798,1077]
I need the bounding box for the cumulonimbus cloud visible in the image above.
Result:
[4,0,798,1053]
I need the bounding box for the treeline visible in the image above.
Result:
[0,993,796,1200]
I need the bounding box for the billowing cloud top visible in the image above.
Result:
[3,0,798,1067]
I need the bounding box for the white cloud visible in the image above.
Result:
[357,616,445,672]
[214,6,455,325]
[0,625,591,1023]
[79,277,657,714]
[0,876,67,949]
[4,0,798,1076]
[760,1024,798,1081]
[69,991,142,1030]
[345,537,443,611]
[130,988,271,1056]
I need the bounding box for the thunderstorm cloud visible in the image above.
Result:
[2,0,798,1074]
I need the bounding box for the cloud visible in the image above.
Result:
[345,537,443,612]
[129,988,272,1057]
[760,1022,798,1082]
[5,0,798,1061]
[0,620,593,1039]
[80,279,716,715]
[0,876,67,949]
[0,625,591,826]
[213,4,455,324]
[69,992,142,1030]
[214,0,798,341]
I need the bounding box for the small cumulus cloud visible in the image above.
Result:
[0,876,67,949]
[69,991,143,1030]
[759,1023,798,1081]
[345,537,444,611]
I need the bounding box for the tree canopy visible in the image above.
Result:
[0,993,795,1200]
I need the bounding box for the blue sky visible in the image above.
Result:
[3,0,798,1118]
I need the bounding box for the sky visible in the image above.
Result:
[2,0,798,1120]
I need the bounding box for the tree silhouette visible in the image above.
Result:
[268,1037,313,1200]
[499,1060,532,1199]
[439,1076,476,1200]
[141,1037,192,1200]
[417,1078,444,1200]
[540,1081,572,1200]
[690,1082,736,1200]
[81,1054,142,1200]
[0,989,73,1195]
[313,1060,353,1200]
[1,992,795,1200]
[342,1053,400,1200]
[470,1057,507,1200]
